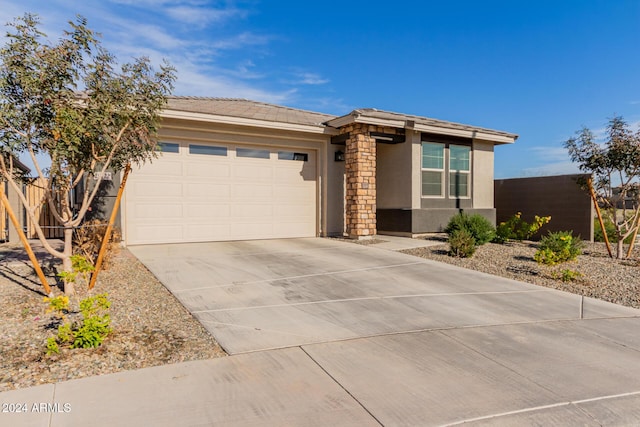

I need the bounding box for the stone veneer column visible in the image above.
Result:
[344,123,377,239]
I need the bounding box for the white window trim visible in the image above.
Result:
[421,142,445,198]
[448,146,472,199]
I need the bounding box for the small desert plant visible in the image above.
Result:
[448,229,477,258]
[594,213,634,244]
[45,293,112,355]
[534,231,583,265]
[445,212,495,246]
[45,255,112,355]
[72,293,112,349]
[494,212,551,243]
[558,269,582,282]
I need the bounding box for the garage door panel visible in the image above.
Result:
[126,144,316,245]
[230,222,274,238]
[130,224,184,244]
[185,204,230,219]
[273,185,314,200]
[274,204,315,217]
[186,163,231,178]
[136,160,183,177]
[234,164,272,179]
[232,204,273,217]
[187,183,230,198]
[133,182,183,198]
[233,184,273,200]
[184,224,231,240]
[134,203,183,219]
[273,222,314,236]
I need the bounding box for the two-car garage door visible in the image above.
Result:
[124,141,317,245]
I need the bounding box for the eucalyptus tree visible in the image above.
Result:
[0,14,176,293]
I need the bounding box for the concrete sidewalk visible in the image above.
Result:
[2,237,640,426]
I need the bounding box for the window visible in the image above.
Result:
[449,145,471,198]
[421,142,444,197]
[236,148,270,159]
[278,151,308,161]
[157,142,179,153]
[189,144,227,156]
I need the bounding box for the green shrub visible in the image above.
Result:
[534,231,583,265]
[448,229,477,258]
[594,215,633,244]
[558,269,582,282]
[44,293,112,355]
[45,255,112,355]
[494,212,551,243]
[445,212,495,246]
[72,293,112,349]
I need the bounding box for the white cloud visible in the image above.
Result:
[173,65,296,103]
[520,161,581,177]
[165,6,246,27]
[0,0,333,108]
[527,146,569,163]
[294,72,329,85]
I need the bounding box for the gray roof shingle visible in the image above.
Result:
[166,97,335,128]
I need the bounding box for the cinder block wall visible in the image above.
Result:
[494,174,593,241]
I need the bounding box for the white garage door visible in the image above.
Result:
[124,142,317,245]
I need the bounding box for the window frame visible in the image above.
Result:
[421,142,445,198]
[156,142,180,154]
[448,144,471,199]
[236,147,271,159]
[188,144,228,157]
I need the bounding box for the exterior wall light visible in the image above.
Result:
[335,150,345,162]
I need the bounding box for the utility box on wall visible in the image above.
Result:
[75,170,122,230]
[494,174,594,241]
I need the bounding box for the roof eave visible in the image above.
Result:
[413,123,517,144]
[326,113,517,144]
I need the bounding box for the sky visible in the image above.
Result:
[1,0,639,178]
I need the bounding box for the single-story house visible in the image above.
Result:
[121,97,518,245]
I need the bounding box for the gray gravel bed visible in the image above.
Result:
[402,241,640,309]
[0,247,225,392]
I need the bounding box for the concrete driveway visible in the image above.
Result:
[6,237,640,426]
[125,237,640,425]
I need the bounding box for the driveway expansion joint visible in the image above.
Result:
[299,346,384,427]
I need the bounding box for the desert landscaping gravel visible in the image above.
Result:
[402,238,640,309]
[0,245,225,392]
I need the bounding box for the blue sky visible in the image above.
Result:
[2,0,639,178]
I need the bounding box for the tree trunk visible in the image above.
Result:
[62,227,75,294]
[616,239,624,260]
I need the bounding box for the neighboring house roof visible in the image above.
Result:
[163,96,518,144]
[1,153,31,174]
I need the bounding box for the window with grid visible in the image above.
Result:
[449,145,471,198]
[421,142,445,197]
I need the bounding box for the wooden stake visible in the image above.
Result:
[0,183,52,295]
[626,215,640,259]
[588,177,613,258]
[89,164,131,290]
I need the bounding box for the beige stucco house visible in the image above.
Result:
[120,97,517,245]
